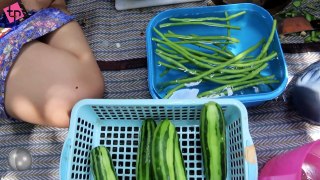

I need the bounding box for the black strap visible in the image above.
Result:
[97,43,320,71]
[281,42,320,53]
[97,58,147,71]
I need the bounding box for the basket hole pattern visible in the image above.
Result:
[70,118,94,180]
[102,126,139,179]
[92,106,199,121]
[228,119,245,180]
[176,126,204,180]
[69,106,245,179]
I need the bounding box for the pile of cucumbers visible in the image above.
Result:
[90,102,227,180]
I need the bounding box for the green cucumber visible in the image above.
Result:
[90,146,117,180]
[200,102,227,180]
[152,119,187,180]
[174,132,187,180]
[136,119,157,180]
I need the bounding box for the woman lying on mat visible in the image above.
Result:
[0,0,104,127]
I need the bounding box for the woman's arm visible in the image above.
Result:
[50,0,69,14]
[1,0,66,14]
[21,0,54,11]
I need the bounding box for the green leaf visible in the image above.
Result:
[311,31,319,42]
[312,37,319,42]
[304,36,312,43]
[291,11,299,17]
[311,31,316,38]
[293,0,301,7]
[285,12,292,17]
[304,12,315,21]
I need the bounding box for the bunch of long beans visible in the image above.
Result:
[153,11,279,99]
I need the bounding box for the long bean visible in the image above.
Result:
[156,35,274,84]
[214,63,268,84]
[159,61,184,71]
[164,62,267,87]
[157,45,201,64]
[214,74,247,80]
[222,12,231,58]
[157,44,177,54]
[156,49,183,60]
[195,43,234,58]
[219,66,259,74]
[156,38,226,62]
[163,84,186,99]
[215,44,235,57]
[163,37,230,63]
[154,14,279,98]
[169,11,246,22]
[235,51,277,67]
[160,22,241,29]
[164,33,240,43]
[202,80,278,97]
[154,37,226,67]
[197,76,276,97]
[157,53,195,74]
[225,11,231,39]
[207,75,275,94]
[158,62,203,77]
[181,46,230,61]
[157,55,224,82]
[244,55,255,59]
[158,61,245,84]
[226,80,278,94]
[257,20,277,59]
[174,52,276,68]
[212,52,276,68]
[158,49,277,69]
[175,40,235,45]
[161,38,265,85]
[159,61,224,77]
[158,50,264,75]
[163,75,276,100]
[160,68,171,77]
[152,36,194,61]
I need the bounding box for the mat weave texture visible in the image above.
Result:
[68,0,211,62]
[1,0,320,179]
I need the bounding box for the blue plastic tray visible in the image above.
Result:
[60,99,257,179]
[146,3,288,106]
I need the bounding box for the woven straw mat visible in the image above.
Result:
[1,0,320,179]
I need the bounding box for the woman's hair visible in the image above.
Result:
[0,0,19,14]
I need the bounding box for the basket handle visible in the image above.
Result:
[245,138,258,180]
[60,138,72,180]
